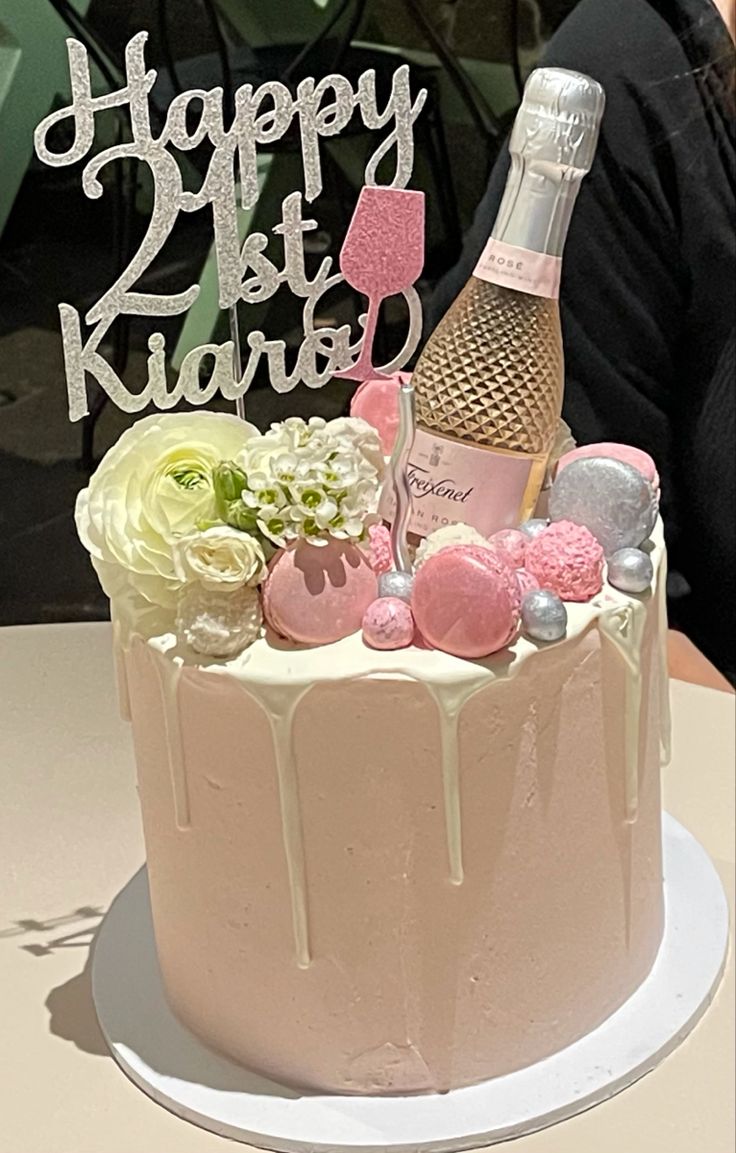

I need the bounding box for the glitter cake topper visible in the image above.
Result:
[34,32,427,420]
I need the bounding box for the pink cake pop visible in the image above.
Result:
[350,372,409,455]
[412,545,522,659]
[525,521,604,602]
[488,528,527,569]
[556,442,659,494]
[362,597,415,650]
[262,539,378,645]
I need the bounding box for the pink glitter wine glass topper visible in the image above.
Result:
[334,185,426,382]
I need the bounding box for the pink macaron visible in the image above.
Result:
[412,545,521,659]
[556,442,659,494]
[349,372,409,455]
[263,538,378,645]
[488,527,527,569]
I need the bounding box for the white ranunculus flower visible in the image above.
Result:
[76,412,261,608]
[173,525,267,590]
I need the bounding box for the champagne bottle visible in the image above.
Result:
[404,68,605,538]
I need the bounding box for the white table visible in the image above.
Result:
[1,623,733,1153]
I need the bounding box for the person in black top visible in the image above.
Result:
[431,0,736,681]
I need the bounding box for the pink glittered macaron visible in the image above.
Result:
[557,442,659,494]
[362,597,415,650]
[263,538,378,645]
[525,520,604,602]
[349,372,409,455]
[412,545,521,659]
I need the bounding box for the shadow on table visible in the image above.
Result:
[37,870,303,1099]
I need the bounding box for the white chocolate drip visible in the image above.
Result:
[112,618,132,723]
[656,552,672,766]
[151,653,190,830]
[240,683,312,970]
[598,602,647,824]
[136,520,665,966]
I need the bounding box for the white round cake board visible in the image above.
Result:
[91,813,729,1152]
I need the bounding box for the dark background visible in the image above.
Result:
[0,0,577,625]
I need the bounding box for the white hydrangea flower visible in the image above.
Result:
[176,583,263,658]
[233,416,383,548]
[414,523,492,568]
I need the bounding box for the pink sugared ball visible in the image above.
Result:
[525,520,604,602]
[557,442,659,494]
[367,523,394,575]
[350,372,409,455]
[516,567,540,598]
[263,539,377,645]
[412,545,521,659]
[362,597,415,650]
[488,527,527,569]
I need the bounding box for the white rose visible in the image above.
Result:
[76,412,260,608]
[173,526,267,590]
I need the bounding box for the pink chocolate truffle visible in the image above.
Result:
[367,523,394,575]
[516,567,540,598]
[349,372,409,455]
[263,539,378,645]
[557,442,659,494]
[362,597,415,650]
[525,520,604,602]
[412,545,521,659]
[488,528,527,569]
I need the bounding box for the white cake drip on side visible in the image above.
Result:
[116,520,666,968]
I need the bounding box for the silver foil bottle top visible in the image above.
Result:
[510,67,605,173]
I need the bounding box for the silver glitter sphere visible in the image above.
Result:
[520,518,549,540]
[549,457,657,556]
[378,570,414,602]
[607,547,654,594]
[521,588,568,643]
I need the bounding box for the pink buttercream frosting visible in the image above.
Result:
[412,545,521,659]
[557,442,660,494]
[488,528,527,569]
[366,523,394,575]
[525,521,604,602]
[349,372,409,454]
[262,539,378,645]
[362,597,415,650]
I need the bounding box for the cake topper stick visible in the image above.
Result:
[389,376,416,573]
[228,304,246,421]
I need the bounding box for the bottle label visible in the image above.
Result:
[474,238,562,299]
[380,427,548,537]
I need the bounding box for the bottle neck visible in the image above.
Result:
[491,156,586,257]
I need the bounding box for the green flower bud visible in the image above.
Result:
[213,462,247,512]
[224,500,258,533]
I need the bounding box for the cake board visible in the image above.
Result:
[91,813,729,1152]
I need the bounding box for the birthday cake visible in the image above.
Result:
[73,406,670,1095]
[37,35,670,1097]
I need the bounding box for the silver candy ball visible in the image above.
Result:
[520,517,549,540]
[521,588,568,643]
[549,457,657,556]
[607,547,654,594]
[378,570,414,602]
